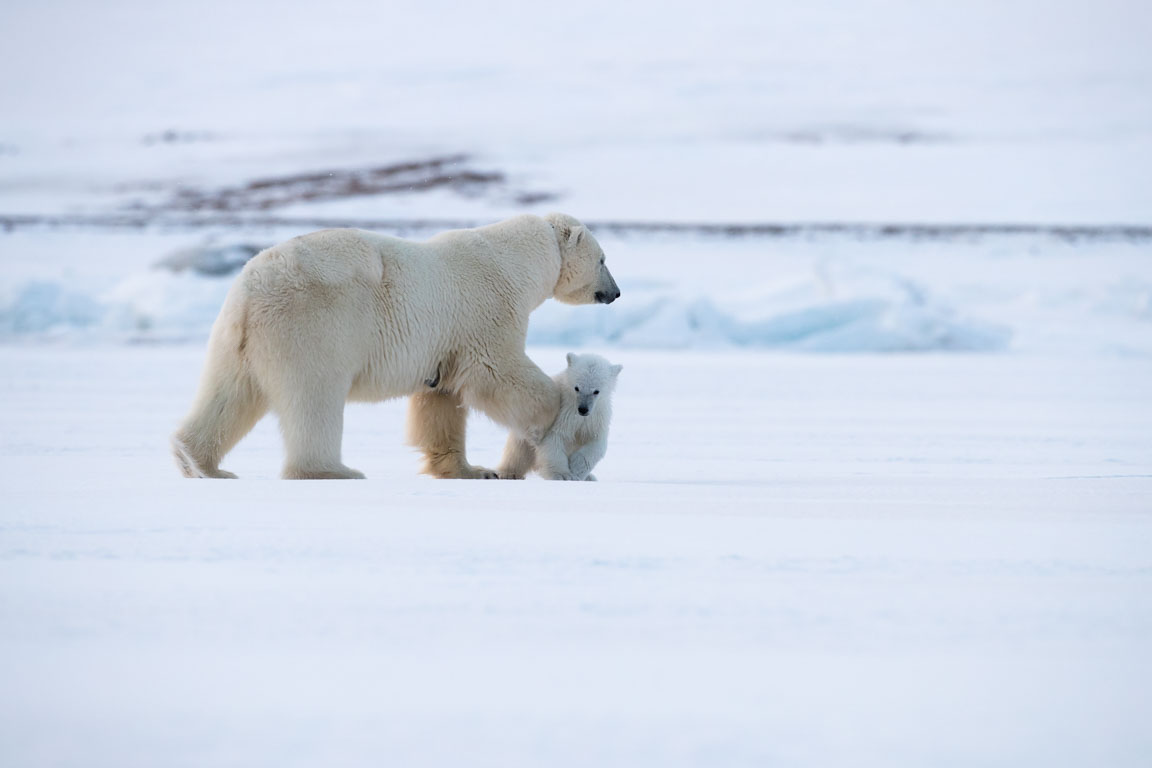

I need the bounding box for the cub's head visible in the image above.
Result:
[545,212,621,306]
[564,352,623,417]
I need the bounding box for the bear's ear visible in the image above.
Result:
[611,364,623,377]
[566,352,578,367]
[567,225,585,247]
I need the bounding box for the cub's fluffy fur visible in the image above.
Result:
[498,352,621,481]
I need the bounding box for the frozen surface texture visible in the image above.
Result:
[1,348,1151,767]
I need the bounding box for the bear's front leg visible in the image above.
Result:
[406,390,499,479]
[497,434,536,480]
[567,438,607,482]
[472,356,562,450]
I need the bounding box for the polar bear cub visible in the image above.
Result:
[499,353,622,481]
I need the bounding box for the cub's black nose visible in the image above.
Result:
[578,406,589,416]
[595,291,619,304]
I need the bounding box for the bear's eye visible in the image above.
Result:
[593,390,599,395]
[600,258,605,265]
[574,386,580,392]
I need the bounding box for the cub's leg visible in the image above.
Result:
[568,438,607,482]
[407,390,499,479]
[535,430,576,481]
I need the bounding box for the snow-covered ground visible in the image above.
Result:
[2,346,1150,767]
[2,0,1152,764]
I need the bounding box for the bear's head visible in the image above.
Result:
[564,352,622,417]
[546,213,620,306]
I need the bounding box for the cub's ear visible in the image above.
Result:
[567,352,578,367]
[611,364,623,377]
[568,225,585,247]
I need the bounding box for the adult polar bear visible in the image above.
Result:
[171,213,620,479]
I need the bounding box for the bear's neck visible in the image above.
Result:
[482,215,563,311]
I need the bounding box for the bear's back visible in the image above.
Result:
[244,229,387,289]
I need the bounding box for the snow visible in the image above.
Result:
[3,0,1152,764]
[2,347,1151,766]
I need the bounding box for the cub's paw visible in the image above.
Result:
[568,455,592,479]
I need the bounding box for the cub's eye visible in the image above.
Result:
[593,390,599,395]
[574,386,580,392]
[600,258,605,265]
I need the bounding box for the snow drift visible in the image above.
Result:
[0,251,1009,352]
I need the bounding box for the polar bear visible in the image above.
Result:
[497,352,622,481]
[170,213,620,479]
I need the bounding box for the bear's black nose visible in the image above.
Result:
[595,291,618,305]
[578,406,589,416]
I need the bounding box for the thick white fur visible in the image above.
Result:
[498,352,621,481]
[171,213,620,479]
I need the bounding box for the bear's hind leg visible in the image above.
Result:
[407,390,498,479]
[274,377,364,480]
[172,349,268,479]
